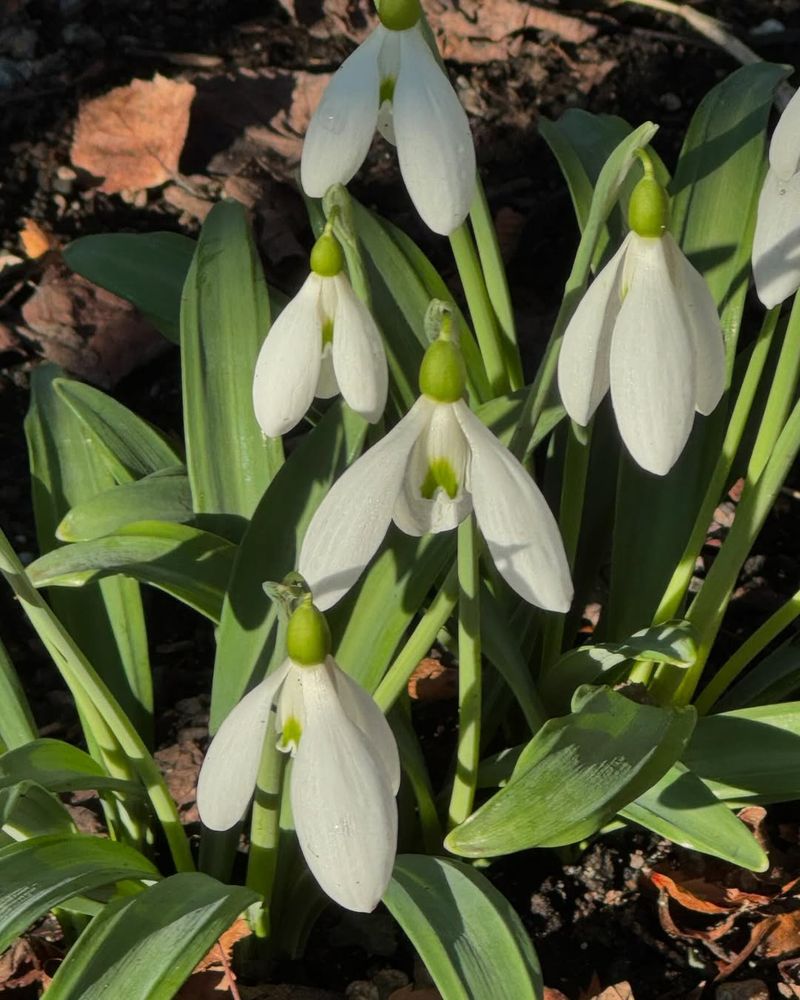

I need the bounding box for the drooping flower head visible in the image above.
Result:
[252,226,388,437]
[300,0,476,236]
[557,152,726,476]
[752,87,800,308]
[299,304,573,612]
[197,595,399,913]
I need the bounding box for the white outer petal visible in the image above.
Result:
[327,656,400,793]
[300,29,383,197]
[610,235,695,476]
[197,660,292,831]
[557,235,629,425]
[291,662,398,912]
[392,26,476,235]
[453,401,573,612]
[663,234,725,416]
[752,168,800,309]
[252,274,323,437]
[299,396,434,610]
[330,274,388,423]
[769,86,800,181]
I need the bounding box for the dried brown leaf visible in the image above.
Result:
[594,985,635,1000]
[408,658,458,702]
[19,218,55,259]
[71,73,196,193]
[715,981,770,1000]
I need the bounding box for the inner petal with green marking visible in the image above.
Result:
[420,457,459,500]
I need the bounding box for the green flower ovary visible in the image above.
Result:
[377,0,421,32]
[286,600,331,666]
[420,457,459,500]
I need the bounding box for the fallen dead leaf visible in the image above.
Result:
[716,981,770,1000]
[19,217,56,259]
[408,658,458,701]
[650,871,772,914]
[759,911,800,959]
[71,73,196,193]
[155,739,205,825]
[543,991,570,1000]
[594,984,635,1000]
[21,262,168,387]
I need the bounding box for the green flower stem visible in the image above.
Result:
[655,397,800,706]
[373,565,458,712]
[469,182,524,390]
[450,224,509,396]
[246,716,287,940]
[541,420,592,667]
[694,587,800,715]
[0,529,193,873]
[447,514,481,830]
[651,306,780,627]
[323,185,373,309]
[747,294,800,482]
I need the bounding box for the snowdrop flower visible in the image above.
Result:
[197,598,399,913]
[253,228,388,437]
[300,0,476,236]
[299,320,572,612]
[558,159,725,476]
[752,87,800,308]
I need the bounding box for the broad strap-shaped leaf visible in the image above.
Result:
[0,834,158,953]
[63,232,196,343]
[58,470,193,542]
[621,762,767,871]
[27,521,235,623]
[0,636,37,751]
[180,199,283,517]
[25,366,153,742]
[45,873,257,1000]
[0,780,76,839]
[384,855,542,1000]
[682,703,800,804]
[446,686,696,856]
[55,378,183,483]
[716,638,800,711]
[0,740,141,795]
[210,401,367,730]
[541,620,696,713]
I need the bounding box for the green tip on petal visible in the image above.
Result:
[310,231,344,277]
[628,175,670,238]
[377,0,421,31]
[287,599,331,666]
[419,338,466,403]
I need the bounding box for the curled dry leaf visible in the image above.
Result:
[71,73,196,193]
[408,658,458,702]
[19,217,56,259]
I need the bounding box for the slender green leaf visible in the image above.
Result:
[58,470,193,542]
[211,402,367,729]
[682,703,800,804]
[0,781,76,839]
[46,873,257,1000]
[384,855,542,1000]
[0,834,158,953]
[621,763,767,871]
[63,232,195,343]
[446,686,696,856]
[28,521,235,623]
[180,200,283,517]
[0,636,37,750]
[25,367,152,741]
[716,638,800,711]
[0,740,141,794]
[55,379,182,483]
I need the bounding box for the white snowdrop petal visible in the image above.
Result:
[769,87,800,181]
[610,236,696,476]
[664,234,726,416]
[300,29,383,197]
[392,26,476,235]
[315,346,340,399]
[197,660,292,831]
[327,656,400,793]
[453,401,573,612]
[752,168,800,309]
[299,397,434,610]
[291,663,398,912]
[557,236,629,425]
[331,275,388,423]
[253,274,323,437]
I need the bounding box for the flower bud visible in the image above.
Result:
[419,338,466,402]
[310,231,344,277]
[377,0,421,31]
[628,175,670,239]
[287,599,332,666]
